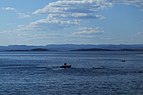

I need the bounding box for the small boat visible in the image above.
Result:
[121,60,126,62]
[60,65,71,68]
[60,63,71,68]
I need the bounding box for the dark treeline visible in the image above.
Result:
[72,48,143,51]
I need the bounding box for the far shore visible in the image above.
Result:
[1,48,143,52]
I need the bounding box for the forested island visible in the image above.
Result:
[72,48,143,51]
[6,48,49,51]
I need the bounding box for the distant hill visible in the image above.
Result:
[72,48,143,51]
[0,44,143,51]
[31,48,49,51]
[6,48,49,51]
[72,48,112,51]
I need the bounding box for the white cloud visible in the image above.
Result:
[137,32,143,35]
[95,15,106,20]
[18,0,111,32]
[1,7,31,19]
[16,0,143,36]
[1,7,16,11]
[111,0,143,8]
[71,13,88,17]
[32,0,112,26]
[33,34,49,38]
[17,13,31,18]
[16,18,80,32]
[33,0,112,14]
[73,27,104,35]
[17,23,37,31]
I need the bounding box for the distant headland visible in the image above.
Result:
[6,48,49,51]
[71,48,143,51]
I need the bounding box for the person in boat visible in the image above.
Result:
[121,60,126,62]
[60,63,71,68]
[64,63,67,66]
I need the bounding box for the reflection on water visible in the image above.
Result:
[0,51,143,95]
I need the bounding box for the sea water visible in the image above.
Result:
[0,51,143,95]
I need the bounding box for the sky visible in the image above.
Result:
[0,0,143,45]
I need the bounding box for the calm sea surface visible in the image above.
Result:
[0,51,143,95]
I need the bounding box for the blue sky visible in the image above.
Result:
[0,0,143,45]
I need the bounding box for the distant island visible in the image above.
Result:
[6,48,49,51]
[72,48,111,51]
[72,48,143,51]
